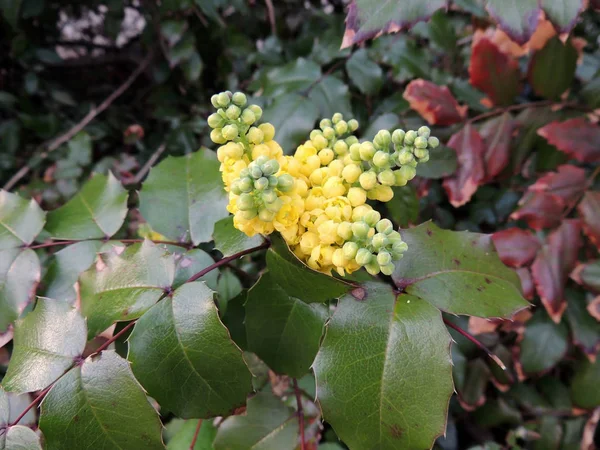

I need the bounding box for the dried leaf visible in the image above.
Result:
[530,164,587,204]
[480,113,515,181]
[511,191,565,230]
[403,79,468,126]
[578,191,600,248]
[492,228,541,268]
[538,118,600,163]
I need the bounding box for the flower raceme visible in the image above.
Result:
[208,91,437,277]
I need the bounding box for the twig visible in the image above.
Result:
[6,384,54,428]
[129,143,167,185]
[3,52,154,191]
[92,321,137,355]
[304,58,348,95]
[468,100,589,124]
[189,420,203,450]
[265,0,276,35]
[292,379,306,450]
[28,237,190,250]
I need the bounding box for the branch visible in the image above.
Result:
[128,143,167,185]
[292,379,306,450]
[265,0,276,35]
[468,100,590,124]
[28,237,191,250]
[3,51,154,191]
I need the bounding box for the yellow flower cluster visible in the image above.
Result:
[209,91,437,277]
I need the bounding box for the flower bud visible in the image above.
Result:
[392,241,408,254]
[332,248,346,268]
[342,164,362,183]
[254,177,269,190]
[380,263,395,276]
[261,159,279,176]
[372,233,388,250]
[333,140,348,156]
[346,135,359,146]
[224,142,244,159]
[349,143,361,161]
[240,209,258,220]
[359,171,377,190]
[210,94,220,108]
[310,130,322,140]
[230,181,242,195]
[355,248,372,266]
[332,112,343,124]
[241,109,256,125]
[347,187,367,206]
[376,218,393,234]
[428,136,439,148]
[268,175,278,186]
[397,149,414,165]
[217,92,230,107]
[337,221,353,240]
[320,118,332,129]
[276,174,293,192]
[365,261,380,275]
[265,198,283,212]
[210,128,227,144]
[373,151,390,168]
[392,129,405,145]
[259,123,275,141]
[404,130,417,145]
[378,169,395,186]
[414,148,429,160]
[247,105,262,121]
[262,189,277,203]
[258,209,275,222]
[239,177,253,192]
[377,251,392,266]
[232,92,247,106]
[414,136,428,149]
[364,210,381,227]
[226,105,241,120]
[319,148,335,165]
[374,130,392,148]
[207,113,225,129]
[222,125,238,140]
[393,170,407,186]
[238,193,255,211]
[418,126,430,138]
[247,127,264,144]
[351,221,370,239]
[418,154,430,163]
[359,142,375,161]
[335,120,348,136]
[348,119,359,132]
[322,127,335,140]
[249,165,263,179]
[312,134,328,150]
[343,241,359,259]
[399,165,416,181]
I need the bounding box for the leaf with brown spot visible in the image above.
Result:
[492,228,540,268]
[510,191,565,230]
[538,118,600,163]
[530,164,587,204]
[531,219,582,323]
[578,191,600,248]
[403,79,468,126]
[442,124,486,207]
[479,112,515,181]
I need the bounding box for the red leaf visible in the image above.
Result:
[531,219,582,323]
[469,37,520,106]
[403,79,468,126]
[516,267,535,300]
[442,124,485,207]
[588,296,600,322]
[492,228,541,268]
[538,118,600,163]
[578,191,600,248]
[510,191,565,230]
[530,164,587,204]
[480,112,515,181]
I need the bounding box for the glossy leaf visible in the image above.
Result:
[213,392,298,450]
[2,425,43,450]
[485,0,540,44]
[266,234,351,303]
[3,299,86,393]
[0,389,36,427]
[165,419,217,450]
[392,222,529,318]
[172,249,219,290]
[0,190,45,250]
[0,248,40,333]
[79,240,175,337]
[578,191,600,248]
[480,113,514,181]
[492,228,540,268]
[314,282,453,450]
[345,49,383,95]
[403,79,467,126]
[263,58,321,97]
[308,76,353,119]
[543,0,585,33]
[510,191,564,230]
[520,309,569,374]
[442,124,485,207]
[415,145,457,179]
[565,289,600,358]
[128,282,252,418]
[530,164,587,204]
[387,185,419,228]
[213,216,263,258]
[538,118,600,163]
[139,149,228,244]
[44,172,128,239]
[39,351,164,450]
[528,37,577,100]
[570,357,600,409]
[245,273,326,377]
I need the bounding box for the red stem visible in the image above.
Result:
[189,419,203,450]
[8,383,54,427]
[28,238,191,250]
[293,379,306,450]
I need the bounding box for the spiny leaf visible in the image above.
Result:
[530,164,587,204]
[528,36,578,100]
[213,216,263,258]
[485,0,541,44]
[403,79,467,126]
[0,190,45,250]
[538,118,600,163]
[510,191,564,230]
[480,113,514,181]
[578,192,600,248]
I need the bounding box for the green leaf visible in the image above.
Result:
[41,241,105,305]
[520,309,568,374]
[485,0,540,44]
[543,0,585,33]
[263,58,321,97]
[565,289,600,357]
[245,273,326,377]
[392,222,529,318]
[160,20,188,46]
[570,357,600,409]
[66,131,92,166]
[3,425,43,450]
[266,234,351,304]
[166,419,217,450]
[213,392,298,450]
[44,172,128,240]
[528,36,577,100]
[0,191,46,250]
[213,216,263,257]
[216,269,242,315]
[0,0,23,29]
[581,72,600,109]
[3,299,86,393]
[387,185,419,228]
[416,145,457,179]
[182,52,203,82]
[173,249,219,290]
[39,351,164,450]
[261,94,319,153]
[313,282,453,449]
[128,282,252,418]
[361,113,400,141]
[79,240,175,338]
[139,149,228,245]
[0,389,36,427]
[0,248,40,333]
[308,76,353,119]
[345,49,383,95]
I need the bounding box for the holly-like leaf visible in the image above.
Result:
[165,419,217,450]
[469,37,519,106]
[44,172,128,240]
[530,164,587,204]
[528,36,577,100]
[261,94,319,153]
[538,118,600,163]
[0,248,40,333]
[39,351,164,450]
[79,240,175,337]
[308,76,353,119]
[415,145,457,179]
[213,392,298,450]
[262,58,321,97]
[510,192,564,230]
[128,282,251,418]
[392,222,529,318]
[565,289,600,358]
[531,219,581,323]
[213,216,263,258]
[2,299,86,393]
[403,79,467,126]
[345,48,383,95]
[266,234,352,303]
[480,113,514,181]
[492,228,540,268]
[485,0,541,44]
[442,124,486,207]
[245,273,326,377]
[387,185,419,228]
[0,190,46,250]
[139,149,228,245]
[570,357,600,409]
[543,0,585,33]
[578,191,600,248]
[314,282,453,449]
[520,309,569,374]
[172,249,219,290]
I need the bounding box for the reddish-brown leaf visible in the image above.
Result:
[492,228,541,268]
[485,1,541,45]
[588,296,600,322]
[571,261,600,293]
[531,219,582,323]
[480,112,515,181]
[442,124,486,207]
[578,191,600,248]
[403,79,468,126]
[538,118,600,163]
[530,164,587,204]
[510,191,565,230]
[469,37,520,106]
[517,267,535,300]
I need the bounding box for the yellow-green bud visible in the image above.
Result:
[241,109,256,125]
[258,209,275,222]
[380,263,395,276]
[232,92,247,106]
[210,128,227,144]
[265,198,283,212]
[372,233,388,250]
[239,177,253,192]
[364,210,381,227]
[247,104,262,121]
[226,105,241,120]
[399,165,416,181]
[337,222,353,240]
[208,113,225,129]
[418,126,430,138]
[414,148,429,159]
[378,169,395,186]
[261,159,280,176]
[322,127,335,140]
[414,136,428,149]
[392,129,405,145]
[359,142,376,161]
[240,209,258,220]
[222,125,238,140]
[377,251,392,266]
[210,94,220,108]
[312,134,328,150]
[332,112,343,124]
[348,119,359,132]
[247,127,264,144]
[351,221,370,239]
[254,177,269,190]
[376,218,393,234]
[397,149,414,165]
[259,123,275,141]
[347,186,367,206]
[373,151,390,168]
[333,140,349,155]
[343,241,359,259]
[217,92,230,108]
[349,143,362,161]
[365,261,380,275]
[277,174,294,192]
[238,193,255,211]
[346,135,359,146]
[320,118,332,129]
[356,248,372,266]
[359,171,377,190]
[404,130,417,145]
[393,170,407,186]
[374,130,392,149]
[428,136,440,148]
[335,120,348,136]
[342,164,362,184]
